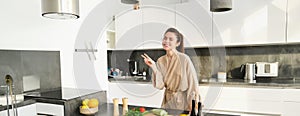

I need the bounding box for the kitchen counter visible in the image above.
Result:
[0,99,36,111]
[24,87,101,101]
[109,77,300,89]
[94,103,234,116]
[0,87,107,116]
[200,78,300,89]
[92,103,278,116]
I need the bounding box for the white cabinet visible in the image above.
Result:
[141,7,175,49]
[106,20,116,50]
[108,83,164,107]
[108,83,300,115]
[281,89,300,115]
[74,50,108,91]
[282,102,300,116]
[282,89,300,102]
[106,31,116,50]
[18,104,37,116]
[212,0,287,46]
[287,0,300,43]
[199,86,248,112]
[0,104,36,116]
[115,7,176,50]
[0,110,6,116]
[36,103,64,116]
[115,0,212,50]
[176,0,212,47]
[199,86,283,115]
[115,10,143,50]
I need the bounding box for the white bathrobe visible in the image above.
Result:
[152,51,200,110]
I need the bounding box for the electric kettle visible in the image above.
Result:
[240,63,256,81]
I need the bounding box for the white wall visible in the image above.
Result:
[0,0,105,89]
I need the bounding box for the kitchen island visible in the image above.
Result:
[92,103,278,116]
[0,87,106,116]
[108,77,298,116]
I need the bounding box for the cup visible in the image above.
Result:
[119,71,123,77]
[217,72,226,79]
[217,72,227,82]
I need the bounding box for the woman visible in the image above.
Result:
[141,28,200,111]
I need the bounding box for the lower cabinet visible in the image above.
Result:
[108,83,300,115]
[0,104,36,116]
[0,109,6,116]
[282,101,300,116]
[36,103,64,116]
[18,104,37,116]
[199,85,300,115]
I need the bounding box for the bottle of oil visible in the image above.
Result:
[196,102,202,116]
[190,100,196,116]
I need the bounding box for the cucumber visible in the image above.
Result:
[151,109,168,116]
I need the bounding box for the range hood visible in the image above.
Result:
[121,0,188,5]
[121,0,139,4]
[41,0,79,19]
[210,0,232,12]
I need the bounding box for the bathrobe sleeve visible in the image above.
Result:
[151,59,165,90]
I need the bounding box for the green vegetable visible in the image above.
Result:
[125,107,149,116]
[125,110,143,116]
[151,109,168,116]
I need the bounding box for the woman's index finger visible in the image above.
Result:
[143,53,151,59]
[141,54,146,59]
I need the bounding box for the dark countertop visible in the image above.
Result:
[93,103,241,116]
[24,87,100,101]
[109,77,300,89]
[200,78,300,88]
[0,87,103,112]
[0,99,36,112]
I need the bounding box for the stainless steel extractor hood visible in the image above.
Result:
[210,0,232,12]
[41,0,79,19]
[121,0,139,4]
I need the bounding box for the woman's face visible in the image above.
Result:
[162,32,180,51]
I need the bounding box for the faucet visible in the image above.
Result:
[5,75,18,116]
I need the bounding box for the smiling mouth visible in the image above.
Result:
[163,44,169,47]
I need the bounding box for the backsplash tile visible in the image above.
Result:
[108,44,300,80]
[0,50,61,95]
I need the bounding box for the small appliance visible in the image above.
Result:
[241,63,256,81]
[255,62,278,77]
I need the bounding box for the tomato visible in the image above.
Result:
[139,107,146,113]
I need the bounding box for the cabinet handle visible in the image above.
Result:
[75,41,97,61]
[37,113,55,116]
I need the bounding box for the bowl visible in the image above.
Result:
[80,106,98,115]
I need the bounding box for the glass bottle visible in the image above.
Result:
[196,102,202,116]
[191,100,196,116]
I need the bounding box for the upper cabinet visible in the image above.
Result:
[115,10,143,50]
[287,0,300,43]
[114,0,212,50]
[176,0,212,47]
[142,7,176,49]
[114,0,289,50]
[115,7,175,50]
[212,0,287,46]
